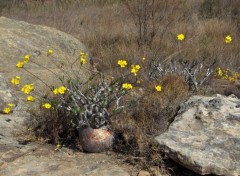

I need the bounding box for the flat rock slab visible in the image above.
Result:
[0,113,130,176]
[156,94,240,176]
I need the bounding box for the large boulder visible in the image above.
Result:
[156,94,240,176]
[0,16,92,106]
[0,16,91,80]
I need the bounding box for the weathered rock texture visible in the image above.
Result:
[156,94,240,176]
[0,113,130,176]
[0,74,18,112]
[0,16,91,93]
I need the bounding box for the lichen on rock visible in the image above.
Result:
[156,94,240,176]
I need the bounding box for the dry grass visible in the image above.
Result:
[2,0,240,70]
[1,0,240,175]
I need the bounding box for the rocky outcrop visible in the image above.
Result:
[0,16,91,90]
[156,94,240,176]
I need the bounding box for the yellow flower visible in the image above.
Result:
[16,61,24,68]
[47,49,53,56]
[225,35,232,44]
[217,68,223,77]
[27,96,35,102]
[11,76,21,85]
[7,103,14,108]
[122,83,133,90]
[2,103,14,114]
[21,84,34,94]
[80,52,86,56]
[58,86,67,94]
[53,86,67,95]
[155,85,162,92]
[80,52,88,64]
[42,103,51,109]
[24,54,30,63]
[53,88,59,95]
[229,77,235,82]
[118,60,127,68]
[3,107,11,114]
[131,64,141,76]
[81,58,87,64]
[135,65,141,69]
[177,34,185,41]
[55,144,62,151]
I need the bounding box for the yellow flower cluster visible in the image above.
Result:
[16,54,31,68]
[42,103,51,109]
[131,64,141,76]
[11,76,21,85]
[118,60,127,68]
[215,67,239,82]
[2,103,14,114]
[122,83,133,90]
[16,61,25,68]
[21,84,34,94]
[80,52,88,65]
[24,54,30,63]
[53,86,67,95]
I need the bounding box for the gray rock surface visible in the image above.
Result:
[0,16,91,92]
[156,94,240,176]
[0,74,18,112]
[0,113,130,176]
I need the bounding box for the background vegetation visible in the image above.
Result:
[1,0,240,69]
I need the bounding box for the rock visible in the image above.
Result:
[0,113,130,176]
[0,16,91,93]
[0,74,18,114]
[137,170,150,176]
[156,94,240,176]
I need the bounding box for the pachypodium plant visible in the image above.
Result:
[148,33,217,92]
[7,50,161,133]
[149,57,216,92]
